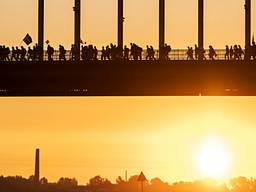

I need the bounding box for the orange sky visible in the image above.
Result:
[1,0,256,185]
[1,0,256,48]
[1,97,256,184]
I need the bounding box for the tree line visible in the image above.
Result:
[0,174,256,192]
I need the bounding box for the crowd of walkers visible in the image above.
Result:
[224,45,245,60]
[186,45,217,60]
[0,44,43,61]
[1,43,256,61]
[0,43,172,61]
[185,44,256,61]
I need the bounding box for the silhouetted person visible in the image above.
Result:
[6,46,10,61]
[124,45,129,60]
[20,46,27,61]
[106,45,111,60]
[130,43,135,60]
[225,45,230,60]
[186,47,194,60]
[27,47,33,61]
[150,46,156,60]
[146,45,155,60]
[59,45,66,61]
[15,46,21,61]
[93,46,98,60]
[88,45,94,60]
[0,46,10,61]
[47,45,54,61]
[234,45,239,60]
[32,46,37,61]
[130,44,142,60]
[101,46,106,60]
[146,45,150,60]
[81,45,87,61]
[209,45,217,60]
[164,44,171,60]
[238,45,244,60]
[230,46,234,60]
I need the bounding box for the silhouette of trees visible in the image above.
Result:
[2,174,256,192]
[57,177,78,187]
[116,176,126,185]
[88,175,112,187]
[87,175,113,192]
[40,177,48,185]
[229,177,256,192]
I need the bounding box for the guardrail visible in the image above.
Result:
[42,49,241,61]
[2,49,247,61]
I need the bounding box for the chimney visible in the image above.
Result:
[34,148,40,185]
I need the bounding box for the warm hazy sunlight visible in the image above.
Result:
[197,137,232,179]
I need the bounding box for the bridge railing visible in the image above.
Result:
[42,49,238,61]
[5,49,244,61]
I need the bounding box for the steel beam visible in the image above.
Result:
[159,0,165,60]
[198,0,204,50]
[245,0,251,48]
[118,0,124,48]
[74,0,81,60]
[38,0,44,60]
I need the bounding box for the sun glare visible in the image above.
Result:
[196,137,232,179]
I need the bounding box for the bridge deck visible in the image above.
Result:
[0,60,256,96]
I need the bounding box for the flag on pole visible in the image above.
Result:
[23,34,33,45]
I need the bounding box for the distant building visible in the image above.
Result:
[34,148,40,185]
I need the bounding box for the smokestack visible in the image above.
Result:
[34,148,40,185]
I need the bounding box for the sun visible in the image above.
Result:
[196,137,232,179]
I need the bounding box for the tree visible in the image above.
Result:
[88,175,112,187]
[151,178,167,186]
[57,177,78,187]
[40,177,48,185]
[116,176,126,185]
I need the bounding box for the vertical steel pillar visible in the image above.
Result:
[38,0,44,61]
[118,0,124,48]
[74,0,81,60]
[198,0,204,51]
[34,149,40,185]
[159,0,165,60]
[245,0,251,48]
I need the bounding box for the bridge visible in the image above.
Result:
[0,0,255,97]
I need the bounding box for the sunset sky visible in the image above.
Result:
[1,97,256,184]
[1,0,256,48]
[1,0,256,185]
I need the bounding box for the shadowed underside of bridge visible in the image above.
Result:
[0,60,256,96]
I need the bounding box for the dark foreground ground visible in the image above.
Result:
[0,60,256,96]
